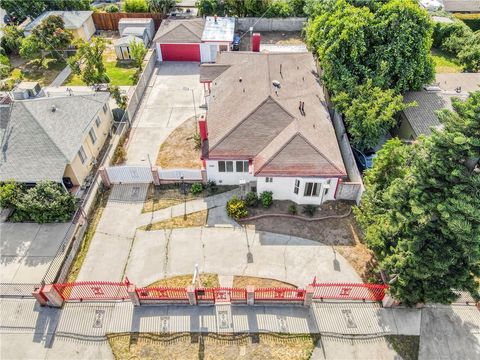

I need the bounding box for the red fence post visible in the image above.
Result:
[304,285,314,307]
[32,286,48,306]
[42,284,64,307]
[128,284,140,306]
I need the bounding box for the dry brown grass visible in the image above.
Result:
[233,276,297,289]
[142,184,199,213]
[157,117,202,169]
[139,210,207,231]
[147,273,220,288]
[107,332,317,360]
[333,220,379,282]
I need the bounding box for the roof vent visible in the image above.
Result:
[424,85,442,92]
[272,80,281,88]
[239,77,242,82]
[455,86,462,93]
[51,105,57,112]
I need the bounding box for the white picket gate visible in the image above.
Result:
[106,166,153,184]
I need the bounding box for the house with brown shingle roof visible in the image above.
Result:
[198,52,347,205]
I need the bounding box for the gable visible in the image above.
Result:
[156,23,202,43]
[255,134,344,177]
[210,97,295,158]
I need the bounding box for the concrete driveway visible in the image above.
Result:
[0,221,72,283]
[125,226,361,288]
[125,62,205,165]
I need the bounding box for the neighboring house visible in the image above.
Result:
[24,11,95,40]
[118,18,155,41]
[394,73,480,140]
[114,36,145,60]
[199,52,347,205]
[153,16,235,62]
[443,0,480,13]
[0,92,113,190]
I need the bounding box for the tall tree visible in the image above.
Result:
[355,92,480,305]
[30,15,73,58]
[129,40,147,70]
[147,0,177,14]
[68,37,109,86]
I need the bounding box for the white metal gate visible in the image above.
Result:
[106,166,153,184]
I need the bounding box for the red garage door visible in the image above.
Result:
[160,44,200,61]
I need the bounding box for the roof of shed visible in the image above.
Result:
[203,52,346,177]
[153,18,204,43]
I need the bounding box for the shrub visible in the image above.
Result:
[0,54,11,78]
[0,26,24,55]
[0,181,20,208]
[288,204,297,215]
[226,196,248,220]
[206,180,218,195]
[260,191,273,208]
[245,191,259,207]
[193,131,201,151]
[112,144,127,164]
[454,13,480,32]
[190,182,203,195]
[302,204,317,217]
[105,5,119,13]
[266,0,291,17]
[123,0,149,12]
[10,181,76,223]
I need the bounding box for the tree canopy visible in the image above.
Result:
[68,37,109,86]
[355,92,480,305]
[0,0,90,23]
[196,0,306,17]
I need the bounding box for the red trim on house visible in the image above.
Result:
[334,177,341,199]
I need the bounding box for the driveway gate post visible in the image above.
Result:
[303,285,314,307]
[187,285,197,305]
[246,286,255,305]
[127,284,140,306]
[41,284,64,307]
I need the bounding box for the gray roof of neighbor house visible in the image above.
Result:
[443,0,480,12]
[202,52,347,178]
[24,11,93,32]
[0,93,109,183]
[435,73,480,92]
[153,18,205,43]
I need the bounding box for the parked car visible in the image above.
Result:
[352,147,376,172]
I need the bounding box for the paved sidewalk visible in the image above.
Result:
[50,65,72,87]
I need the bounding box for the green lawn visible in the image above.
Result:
[64,47,136,86]
[431,48,462,73]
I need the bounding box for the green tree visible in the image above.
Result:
[0,25,24,55]
[0,181,20,208]
[105,5,120,13]
[109,85,128,110]
[148,0,177,14]
[19,36,42,61]
[288,0,306,16]
[333,80,413,150]
[355,92,480,305]
[0,0,90,23]
[11,181,76,223]
[0,54,11,78]
[305,0,434,95]
[123,0,149,12]
[129,40,147,70]
[456,31,480,72]
[196,0,220,16]
[30,15,73,58]
[266,0,291,17]
[68,37,109,86]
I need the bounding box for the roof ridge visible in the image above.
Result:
[159,22,202,42]
[209,95,295,153]
[254,130,298,175]
[19,102,69,161]
[296,133,346,175]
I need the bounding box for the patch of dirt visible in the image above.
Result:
[107,332,318,360]
[147,273,220,288]
[157,117,202,169]
[239,31,304,51]
[139,210,208,231]
[246,200,351,219]
[233,276,297,289]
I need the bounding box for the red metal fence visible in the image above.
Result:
[54,281,129,301]
[254,288,306,302]
[136,287,188,302]
[309,282,388,301]
[195,288,247,304]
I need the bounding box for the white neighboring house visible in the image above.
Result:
[199,52,348,205]
[23,11,95,40]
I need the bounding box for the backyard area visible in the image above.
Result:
[64,37,137,86]
[431,48,462,73]
[238,31,304,51]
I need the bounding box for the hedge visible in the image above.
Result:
[454,13,480,32]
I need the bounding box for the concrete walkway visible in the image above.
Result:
[50,65,72,87]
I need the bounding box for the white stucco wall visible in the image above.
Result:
[200,42,231,63]
[205,159,255,185]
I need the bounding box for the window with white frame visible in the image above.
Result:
[95,116,101,128]
[304,182,320,197]
[236,161,249,172]
[78,146,87,164]
[218,161,233,172]
[294,179,300,194]
[89,128,97,144]
[265,177,273,183]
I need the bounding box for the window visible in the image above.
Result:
[89,128,97,144]
[236,161,249,172]
[95,116,101,128]
[78,146,87,164]
[103,104,108,113]
[218,161,233,172]
[265,177,273,183]
[294,179,300,194]
[304,182,320,197]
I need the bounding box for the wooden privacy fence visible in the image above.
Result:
[92,12,164,31]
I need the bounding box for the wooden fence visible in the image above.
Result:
[92,12,164,31]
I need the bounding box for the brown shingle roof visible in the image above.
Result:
[200,64,231,82]
[205,52,346,177]
[153,18,204,43]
